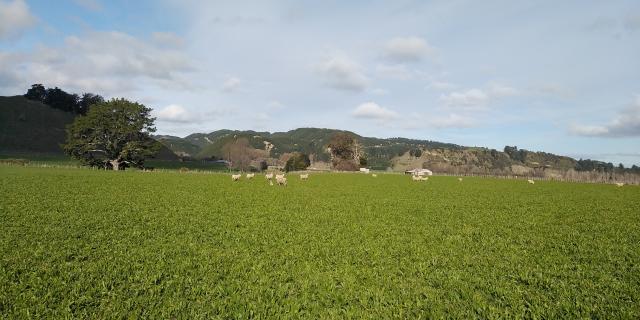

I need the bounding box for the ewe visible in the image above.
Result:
[231,174,241,181]
[615,182,624,187]
[276,176,287,186]
[412,175,422,182]
[527,179,535,184]
[275,174,285,180]
[246,173,255,179]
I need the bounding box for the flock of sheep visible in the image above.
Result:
[229,172,627,187]
[231,172,302,186]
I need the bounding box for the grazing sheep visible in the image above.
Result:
[615,182,624,187]
[300,173,309,180]
[265,173,274,180]
[458,177,463,182]
[527,179,535,184]
[275,174,285,180]
[246,173,255,179]
[421,176,429,181]
[372,174,377,178]
[276,176,287,186]
[231,174,241,181]
[412,175,422,181]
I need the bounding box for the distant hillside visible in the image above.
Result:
[155,128,630,174]
[154,128,463,169]
[0,95,178,160]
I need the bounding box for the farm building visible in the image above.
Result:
[405,168,433,176]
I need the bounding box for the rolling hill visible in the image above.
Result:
[0,96,178,160]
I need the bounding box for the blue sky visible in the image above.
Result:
[1,0,639,165]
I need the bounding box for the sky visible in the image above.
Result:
[1,0,639,165]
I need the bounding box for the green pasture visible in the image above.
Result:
[1,165,638,318]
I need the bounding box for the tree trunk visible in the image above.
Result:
[109,159,120,171]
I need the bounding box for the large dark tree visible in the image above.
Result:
[63,98,160,170]
[77,93,105,115]
[284,152,310,172]
[327,132,364,171]
[24,84,47,101]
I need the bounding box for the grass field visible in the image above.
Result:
[1,165,639,318]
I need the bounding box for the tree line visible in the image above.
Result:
[24,84,104,116]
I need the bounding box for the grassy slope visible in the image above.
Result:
[0,96,75,153]
[0,95,178,161]
[1,165,639,318]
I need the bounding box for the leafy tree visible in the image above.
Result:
[327,132,363,171]
[24,84,47,102]
[78,93,104,115]
[63,98,160,170]
[285,152,310,172]
[222,137,253,171]
[409,148,422,158]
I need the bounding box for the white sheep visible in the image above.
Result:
[231,174,241,181]
[275,174,285,180]
[300,173,309,180]
[372,174,377,178]
[421,176,429,181]
[276,176,287,186]
[615,182,624,187]
[527,179,535,184]
[458,177,463,182]
[412,175,422,182]
[246,173,255,179]
[265,173,274,180]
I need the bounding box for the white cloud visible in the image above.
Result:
[154,104,195,123]
[570,96,640,137]
[487,82,518,97]
[72,0,103,11]
[317,55,369,92]
[384,36,434,62]
[375,64,413,80]
[440,82,518,108]
[440,89,490,108]
[402,113,476,130]
[221,77,241,92]
[352,102,398,121]
[0,31,193,96]
[152,32,184,47]
[0,0,37,39]
[267,100,285,110]
[429,80,456,91]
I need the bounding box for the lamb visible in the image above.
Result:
[615,182,624,187]
[412,175,422,181]
[246,173,255,179]
[527,179,535,184]
[265,173,274,180]
[300,173,309,180]
[231,174,241,181]
[276,176,287,186]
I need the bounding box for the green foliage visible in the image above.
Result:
[63,98,160,169]
[284,152,310,172]
[1,166,639,318]
[24,84,104,115]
